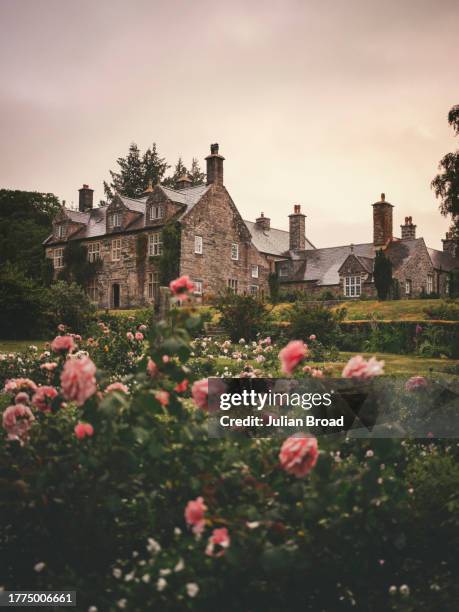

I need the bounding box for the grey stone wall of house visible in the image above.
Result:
[442,231,457,258]
[179,184,269,297]
[391,241,434,297]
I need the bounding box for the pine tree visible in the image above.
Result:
[373,249,393,300]
[163,157,189,188]
[104,142,169,200]
[189,158,206,185]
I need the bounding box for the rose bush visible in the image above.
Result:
[0,294,458,610]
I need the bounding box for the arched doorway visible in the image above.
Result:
[112,283,120,309]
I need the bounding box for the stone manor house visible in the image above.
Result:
[44,144,458,308]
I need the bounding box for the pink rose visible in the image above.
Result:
[40,362,58,371]
[60,356,97,406]
[206,527,230,557]
[147,358,158,377]
[105,382,129,394]
[405,376,428,392]
[134,332,144,341]
[15,392,30,404]
[174,379,189,393]
[279,434,319,478]
[279,340,308,375]
[4,378,37,393]
[138,324,147,331]
[155,390,170,406]
[51,335,76,353]
[126,332,134,341]
[191,379,208,410]
[311,368,324,378]
[342,355,385,380]
[184,496,207,534]
[2,404,35,442]
[74,422,94,439]
[32,386,58,412]
[309,334,317,341]
[162,355,170,363]
[169,275,194,296]
[57,324,66,332]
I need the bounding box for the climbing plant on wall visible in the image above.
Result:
[158,222,181,286]
[136,234,148,300]
[59,241,101,287]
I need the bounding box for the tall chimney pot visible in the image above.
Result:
[205,143,225,186]
[401,215,416,240]
[289,204,306,251]
[372,192,393,246]
[78,184,94,212]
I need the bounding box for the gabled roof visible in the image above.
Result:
[427,247,457,272]
[244,220,315,256]
[295,243,375,285]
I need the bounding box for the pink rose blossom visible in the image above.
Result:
[105,382,129,394]
[309,334,317,341]
[174,379,189,393]
[138,324,147,331]
[40,362,58,371]
[15,392,30,404]
[342,355,385,380]
[51,335,76,353]
[162,355,170,363]
[60,356,97,406]
[155,390,170,406]
[184,496,207,534]
[32,386,58,412]
[147,358,158,377]
[279,340,308,375]
[206,527,231,557]
[134,332,144,341]
[405,376,428,392]
[311,368,324,378]
[169,275,194,296]
[57,324,66,332]
[279,434,319,478]
[126,332,134,341]
[74,422,94,439]
[191,379,208,410]
[4,378,38,393]
[2,404,35,442]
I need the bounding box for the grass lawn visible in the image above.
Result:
[0,340,47,354]
[332,299,448,321]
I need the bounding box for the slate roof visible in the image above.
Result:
[244,220,315,256]
[427,247,457,272]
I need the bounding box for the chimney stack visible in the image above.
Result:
[255,212,270,231]
[205,143,224,186]
[78,184,94,212]
[401,216,416,240]
[289,204,306,251]
[372,192,393,246]
[442,231,457,257]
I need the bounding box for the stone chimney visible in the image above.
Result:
[401,216,416,240]
[176,174,192,190]
[442,231,457,257]
[289,204,306,251]
[205,143,224,186]
[78,184,94,212]
[372,192,393,246]
[255,212,270,231]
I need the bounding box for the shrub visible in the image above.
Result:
[216,291,267,341]
[47,281,96,334]
[0,263,49,339]
[287,303,345,347]
[424,300,459,321]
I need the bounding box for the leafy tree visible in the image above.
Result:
[189,158,206,185]
[47,280,96,333]
[432,104,459,251]
[158,222,181,285]
[216,291,267,341]
[373,249,393,300]
[0,189,60,280]
[104,143,169,200]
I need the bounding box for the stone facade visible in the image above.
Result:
[372,193,394,246]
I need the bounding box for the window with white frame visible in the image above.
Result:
[57,224,65,239]
[344,275,361,297]
[149,205,164,221]
[251,265,259,278]
[250,285,258,295]
[194,280,203,295]
[87,279,98,303]
[228,278,238,293]
[427,274,433,294]
[87,242,100,262]
[148,232,163,256]
[53,248,64,269]
[112,238,122,261]
[147,271,159,301]
[405,279,412,295]
[231,243,239,260]
[194,235,203,254]
[109,212,122,228]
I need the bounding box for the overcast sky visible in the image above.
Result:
[0,0,458,248]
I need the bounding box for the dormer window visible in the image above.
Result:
[150,205,164,221]
[110,212,122,228]
[57,224,65,239]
